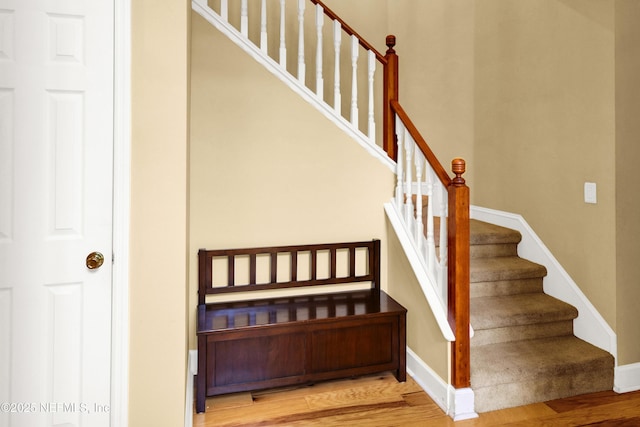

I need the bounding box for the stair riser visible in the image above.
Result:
[471,320,574,347]
[471,278,543,298]
[471,243,518,259]
[473,369,614,413]
[471,269,546,286]
[470,295,578,330]
[471,339,614,388]
[471,267,547,283]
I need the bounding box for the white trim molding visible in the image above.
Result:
[111,0,131,425]
[615,363,640,393]
[185,350,199,427]
[406,348,477,421]
[471,206,617,360]
[384,202,455,341]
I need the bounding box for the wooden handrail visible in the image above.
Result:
[392,98,471,388]
[390,100,452,186]
[309,0,386,63]
[307,0,396,150]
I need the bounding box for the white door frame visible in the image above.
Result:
[111,0,131,426]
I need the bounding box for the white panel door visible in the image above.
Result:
[0,0,113,426]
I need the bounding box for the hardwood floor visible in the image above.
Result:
[193,372,640,426]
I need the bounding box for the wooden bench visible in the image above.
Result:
[195,239,407,413]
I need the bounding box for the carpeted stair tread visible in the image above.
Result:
[470,220,522,246]
[471,256,547,283]
[471,336,614,389]
[435,220,521,259]
[471,293,578,330]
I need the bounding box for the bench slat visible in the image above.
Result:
[198,240,380,304]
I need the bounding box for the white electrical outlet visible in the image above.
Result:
[584,182,597,204]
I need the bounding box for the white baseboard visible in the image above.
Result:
[615,363,640,393]
[185,347,478,420]
[185,350,198,427]
[406,348,478,420]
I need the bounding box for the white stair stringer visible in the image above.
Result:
[192,0,395,173]
[470,206,617,361]
[385,201,455,341]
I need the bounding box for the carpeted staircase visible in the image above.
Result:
[468,220,614,412]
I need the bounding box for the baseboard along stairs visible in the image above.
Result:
[468,219,614,412]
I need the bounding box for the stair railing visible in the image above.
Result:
[391,100,470,389]
[194,0,470,391]
[200,0,397,155]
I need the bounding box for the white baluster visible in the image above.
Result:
[425,167,436,276]
[414,149,425,255]
[260,0,268,53]
[221,0,228,22]
[279,0,286,67]
[333,21,341,114]
[241,0,248,37]
[297,0,306,83]
[367,50,376,142]
[315,4,324,97]
[404,132,414,227]
[394,116,404,210]
[350,35,359,128]
[438,182,448,303]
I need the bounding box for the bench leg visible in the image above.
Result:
[196,336,207,413]
[396,312,407,382]
[196,375,206,413]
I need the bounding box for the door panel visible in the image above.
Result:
[0,0,113,425]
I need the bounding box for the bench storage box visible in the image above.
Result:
[195,239,406,413]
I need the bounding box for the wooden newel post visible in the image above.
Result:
[383,35,399,160]
[447,157,471,389]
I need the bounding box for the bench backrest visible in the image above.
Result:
[198,240,380,305]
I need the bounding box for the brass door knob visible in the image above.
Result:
[86,252,105,270]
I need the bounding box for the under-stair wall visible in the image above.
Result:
[188,11,395,349]
[190,1,475,418]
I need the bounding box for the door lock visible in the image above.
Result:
[86,252,105,269]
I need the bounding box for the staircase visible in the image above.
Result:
[468,219,614,412]
[192,0,616,416]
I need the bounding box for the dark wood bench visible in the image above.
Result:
[195,239,407,413]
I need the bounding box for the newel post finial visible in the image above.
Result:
[386,35,396,54]
[451,158,466,186]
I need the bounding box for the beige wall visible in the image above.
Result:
[130,0,189,425]
[389,0,476,195]
[386,220,450,380]
[474,0,618,331]
[127,4,640,424]
[189,12,395,348]
[472,0,640,364]
[615,0,640,366]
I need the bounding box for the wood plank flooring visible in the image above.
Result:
[193,372,640,426]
